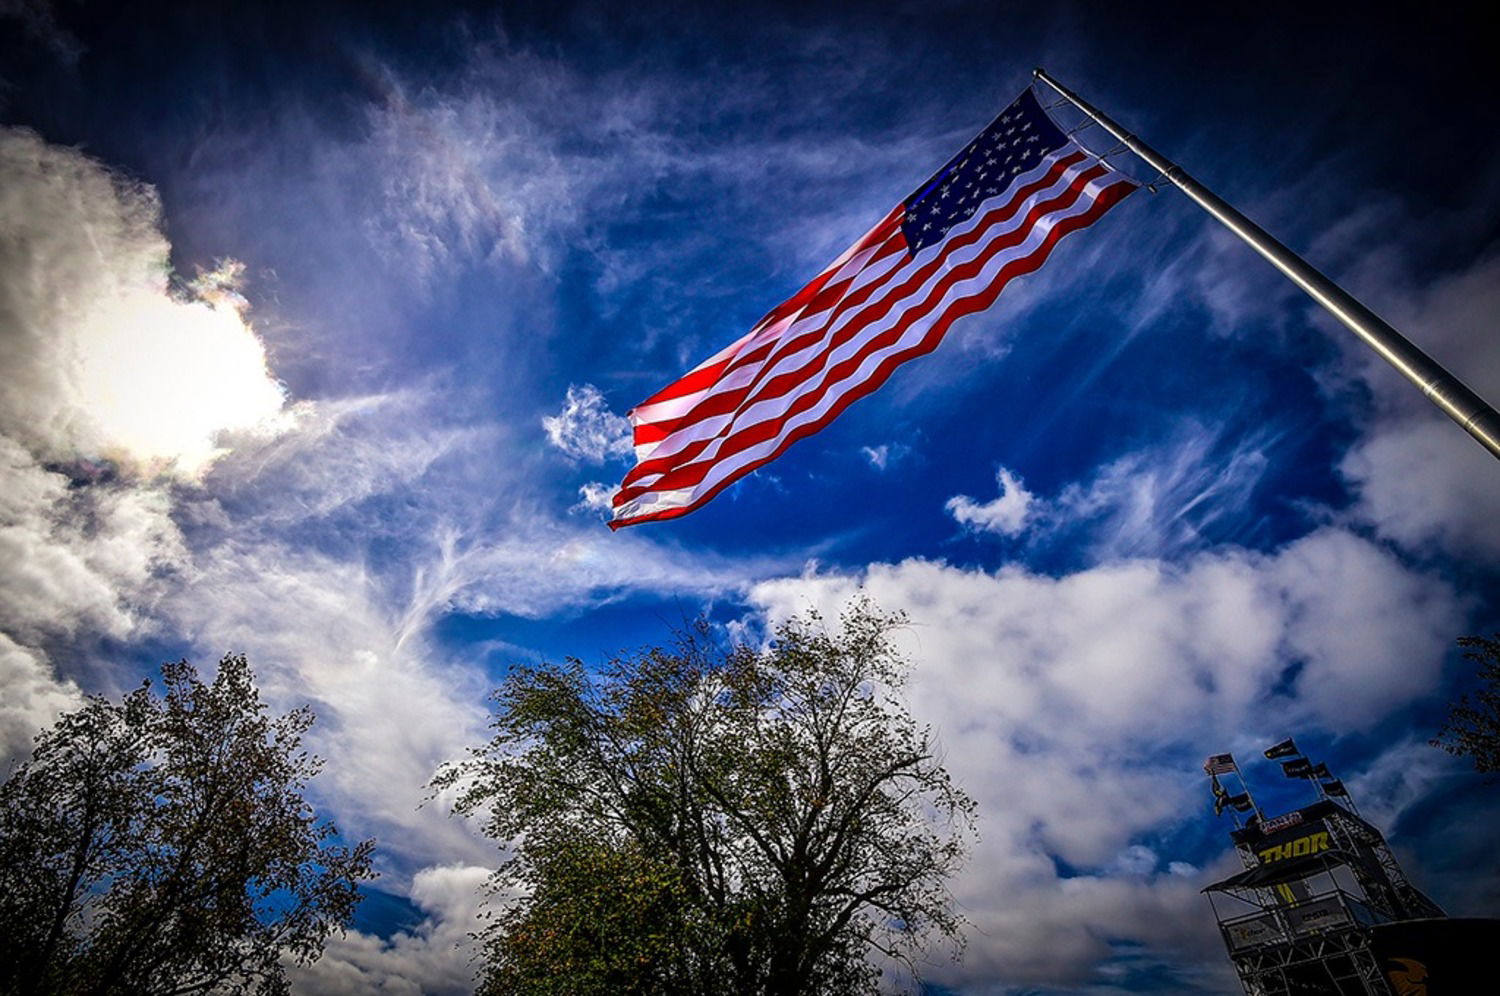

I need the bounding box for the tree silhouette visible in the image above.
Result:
[436,599,973,995]
[1434,634,1500,774]
[0,653,375,996]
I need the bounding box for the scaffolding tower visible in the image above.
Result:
[1205,797,1445,996]
[1199,742,1455,996]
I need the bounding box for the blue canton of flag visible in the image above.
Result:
[902,87,1070,253]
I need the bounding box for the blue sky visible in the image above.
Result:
[2,2,1498,992]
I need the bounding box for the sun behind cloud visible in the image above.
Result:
[1,128,293,480]
[74,261,292,476]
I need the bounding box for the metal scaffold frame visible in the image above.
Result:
[1195,743,1447,996]
[1228,925,1388,996]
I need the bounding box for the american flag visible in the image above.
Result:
[610,86,1137,529]
[1203,753,1237,775]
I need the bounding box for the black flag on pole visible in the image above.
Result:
[1281,758,1315,779]
[1264,738,1300,760]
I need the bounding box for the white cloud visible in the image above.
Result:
[946,467,1034,537]
[0,437,182,645]
[571,480,617,515]
[1337,252,1500,562]
[0,432,187,768]
[287,864,491,996]
[1345,737,1456,836]
[1270,529,1458,725]
[1342,416,1500,561]
[0,128,300,759]
[745,527,1459,987]
[541,384,633,464]
[861,442,912,472]
[163,538,496,877]
[0,633,82,764]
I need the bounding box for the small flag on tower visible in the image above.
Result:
[1204,753,1237,775]
[1281,758,1315,779]
[1264,738,1300,760]
[1222,792,1254,814]
[609,86,1138,528]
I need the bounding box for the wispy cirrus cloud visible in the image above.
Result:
[0,0,82,66]
[947,422,1278,561]
[1098,151,1500,566]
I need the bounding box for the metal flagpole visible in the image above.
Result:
[1033,67,1500,462]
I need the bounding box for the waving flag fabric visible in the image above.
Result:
[610,86,1137,529]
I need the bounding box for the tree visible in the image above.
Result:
[0,653,375,996]
[476,834,699,996]
[435,599,974,996]
[1433,634,1500,773]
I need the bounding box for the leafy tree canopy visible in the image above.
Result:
[0,653,375,996]
[436,599,974,996]
[1434,634,1500,774]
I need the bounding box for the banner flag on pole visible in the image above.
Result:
[1210,773,1229,815]
[1263,738,1300,760]
[609,86,1137,529]
[1281,758,1316,779]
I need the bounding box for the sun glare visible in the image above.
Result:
[75,277,290,477]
